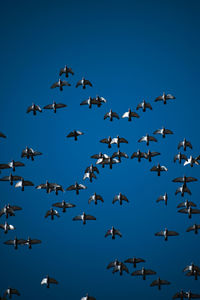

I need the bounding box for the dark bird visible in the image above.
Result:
[0,160,25,172]
[4,288,20,298]
[183,290,200,299]
[43,101,67,113]
[83,171,96,183]
[96,156,120,169]
[184,155,200,167]
[111,136,128,148]
[186,224,200,234]
[112,262,129,276]
[104,109,119,121]
[131,150,145,162]
[36,181,60,194]
[80,97,101,109]
[177,199,196,209]
[15,178,34,191]
[155,228,179,241]
[131,267,156,280]
[66,182,86,195]
[138,134,157,146]
[49,184,64,195]
[76,77,92,89]
[59,65,74,77]
[88,193,104,205]
[178,138,192,151]
[0,221,15,234]
[113,193,129,205]
[125,257,145,268]
[100,136,112,148]
[178,207,200,219]
[105,226,122,239]
[112,149,129,162]
[174,152,187,164]
[156,193,168,206]
[95,95,107,105]
[81,293,96,300]
[66,130,84,141]
[175,184,191,197]
[0,204,22,219]
[27,103,42,115]
[172,290,186,299]
[154,92,175,104]
[41,275,58,288]
[122,108,140,121]
[0,173,22,185]
[85,164,99,174]
[53,200,76,213]
[24,237,41,249]
[183,263,200,273]
[51,78,71,91]
[136,99,152,112]
[172,175,197,184]
[107,259,120,270]
[144,150,160,162]
[4,237,25,250]
[21,146,42,161]
[72,212,96,225]
[150,163,168,176]
[0,132,6,138]
[45,208,60,220]
[150,277,170,290]
[153,127,173,138]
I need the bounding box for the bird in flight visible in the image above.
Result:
[59,65,74,77]
[53,200,76,213]
[0,221,15,234]
[0,160,25,172]
[51,78,71,91]
[21,146,42,161]
[122,108,140,121]
[178,138,192,151]
[131,150,146,162]
[138,134,157,146]
[153,127,173,138]
[150,277,170,290]
[88,193,104,205]
[150,163,168,176]
[131,267,156,280]
[136,100,152,112]
[72,212,96,225]
[156,193,168,206]
[174,152,187,164]
[124,257,145,268]
[0,173,22,185]
[66,130,84,141]
[43,101,67,113]
[154,92,175,104]
[112,193,129,205]
[45,208,60,220]
[66,182,86,195]
[76,77,92,89]
[104,109,120,121]
[144,150,160,162]
[27,103,42,115]
[105,226,122,239]
[81,293,96,300]
[155,228,179,241]
[41,275,58,288]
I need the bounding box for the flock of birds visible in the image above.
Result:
[0,64,200,299]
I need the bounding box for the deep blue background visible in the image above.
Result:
[0,1,200,299]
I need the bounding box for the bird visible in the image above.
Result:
[154,92,175,104]
[66,182,86,195]
[85,164,99,174]
[4,237,26,250]
[0,221,15,234]
[177,199,196,209]
[96,156,120,169]
[0,160,25,172]
[106,259,120,270]
[150,163,168,176]
[81,293,96,300]
[76,77,92,89]
[41,275,58,288]
[153,127,173,138]
[43,101,67,113]
[59,65,74,77]
[113,193,129,205]
[4,288,20,298]
[172,175,198,184]
[178,207,200,219]
[104,109,119,121]
[155,228,179,241]
[150,277,170,290]
[0,173,22,185]
[83,171,96,183]
[26,103,42,115]
[131,267,156,280]
[36,181,61,194]
[138,134,157,146]
[112,262,129,276]
[156,193,168,206]
[72,212,96,225]
[183,290,200,299]
[45,208,60,220]
[112,149,129,162]
[174,152,187,164]
[51,78,71,91]
[175,184,191,197]
[172,290,186,299]
[49,184,64,195]
[21,146,42,161]
[184,155,200,167]
[124,257,145,268]
[24,237,41,249]
[111,135,128,148]
[95,95,107,106]
[0,204,22,219]
[100,136,112,148]
[105,226,122,239]
[186,224,200,234]
[131,150,146,162]
[88,193,104,205]
[136,99,152,112]
[122,108,140,121]
[80,96,100,109]
[0,132,6,138]
[66,130,84,141]
[15,178,34,191]
[144,150,160,162]
[183,263,200,273]
[178,138,192,151]
[53,200,76,213]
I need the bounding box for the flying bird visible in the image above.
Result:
[174,152,187,164]
[104,109,119,121]
[106,259,120,270]
[138,134,157,146]
[178,207,200,219]
[88,193,104,205]
[0,204,22,219]
[0,132,6,138]
[83,171,96,183]
[72,212,96,225]
[113,193,129,205]
[183,263,200,273]
[4,237,26,250]
[81,293,96,300]
[154,92,175,104]
[153,127,173,138]
[15,178,34,191]
[131,150,146,162]
[76,77,92,89]
[80,96,100,109]
[4,288,20,298]
[41,275,58,288]
[111,136,128,148]
[112,149,129,162]
[95,95,107,106]
[155,228,179,241]
[0,173,22,185]
[85,164,99,174]
[112,262,129,276]
[175,184,191,197]
[51,78,71,91]
[125,257,145,268]
[150,163,168,176]
[131,267,156,280]
[0,160,25,172]
[96,156,120,169]
[185,270,200,281]
[100,136,112,148]
[122,108,140,121]
[156,193,168,206]
[184,155,200,167]
[59,65,74,77]
[150,277,170,290]
[49,184,64,195]
[178,138,192,151]
[21,146,42,161]
[144,150,160,162]
[27,103,42,115]
[45,208,60,220]
[24,237,41,249]
[105,226,122,239]
[186,224,200,234]
[66,130,84,141]
[172,290,186,299]
[172,175,197,184]
[0,221,15,234]
[52,200,76,212]
[136,100,152,112]
[36,181,60,194]
[183,290,200,299]
[43,101,67,113]
[66,182,86,195]
[177,199,196,209]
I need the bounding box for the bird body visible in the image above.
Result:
[138,134,157,146]
[66,130,84,141]
[51,79,71,91]
[73,212,96,225]
[155,228,179,241]
[104,109,119,121]
[136,100,152,112]
[59,65,74,77]
[44,101,67,113]
[105,226,122,239]
[27,103,42,115]
[122,108,139,121]
[154,92,175,104]
[150,163,168,176]
[67,182,86,195]
[153,127,173,138]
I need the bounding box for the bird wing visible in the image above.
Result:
[160,279,170,285]
[51,82,59,89]
[186,141,192,149]
[138,136,146,142]
[150,279,158,286]
[167,231,179,236]
[76,80,82,87]
[4,239,14,245]
[112,196,119,203]
[31,239,42,244]
[186,226,194,232]
[100,138,109,144]
[79,184,87,189]
[49,278,58,284]
[83,173,90,180]
[24,180,34,186]
[156,196,164,202]
[43,104,53,109]
[76,131,83,135]
[85,80,92,86]
[66,131,74,137]
[186,177,198,182]
[62,81,71,86]
[11,206,22,211]
[131,112,140,118]
[104,113,109,119]
[177,141,183,149]
[45,210,51,218]
[73,215,82,221]
[145,269,156,275]
[26,106,33,113]
[112,112,120,119]
[0,176,10,181]
[149,136,157,142]
[107,262,116,269]
[105,230,111,237]
[10,289,20,296]
[59,68,64,76]
[178,208,188,214]
[136,103,142,109]
[153,129,161,135]
[166,94,175,99]
[165,129,173,134]
[172,177,183,183]
[160,166,168,171]
[85,215,96,220]
[80,100,89,106]
[145,103,152,109]
[66,185,75,191]
[0,164,9,169]
[15,181,22,188]
[150,166,158,171]
[155,231,164,236]
[132,270,142,276]
[154,96,163,102]
[191,209,200,214]
[119,138,128,143]
[14,161,25,167]
[122,112,129,118]
[41,278,48,285]
[115,230,122,237]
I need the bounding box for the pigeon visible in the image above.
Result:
[43,101,67,113]
[107,259,120,269]
[72,212,96,225]
[4,237,26,250]
[172,175,198,184]
[184,155,200,167]
[154,92,175,104]
[131,150,145,162]
[81,293,96,300]
[150,277,170,290]
[136,100,152,112]
[76,77,92,89]
[85,164,99,174]
[177,199,196,209]
[66,130,84,141]
[45,208,60,220]
[66,182,87,195]
[124,257,145,268]
[27,103,42,115]
[153,127,173,138]
[150,163,168,176]
[52,200,76,213]
[131,267,156,280]
[4,288,20,298]
[0,173,22,185]
[178,138,192,151]
[51,78,71,91]
[0,204,22,219]
[0,160,25,172]
[111,136,128,148]
[24,237,41,249]
[96,156,120,169]
[105,226,122,239]
[100,136,112,148]
[155,228,179,241]
[88,193,104,205]
[156,193,168,206]
[122,108,140,121]
[183,290,200,299]
[183,263,200,273]
[36,181,61,194]
[15,178,34,191]
[0,221,15,234]
[172,290,186,299]
[186,224,200,234]
[175,184,191,197]
[138,134,157,146]
[59,65,74,77]
[21,146,42,161]
[113,193,129,205]
[178,207,200,219]
[49,184,64,195]
[0,132,6,138]
[112,262,129,276]
[83,171,96,183]
[174,152,187,164]
[144,150,160,162]
[80,97,101,109]
[112,149,129,162]
[104,109,119,121]
[41,275,58,288]
[95,95,107,106]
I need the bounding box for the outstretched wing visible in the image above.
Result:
[73,215,82,221]
[85,215,96,220]
[43,104,53,109]
[167,231,179,236]
[51,82,59,89]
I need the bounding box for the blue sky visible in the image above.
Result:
[0,1,200,299]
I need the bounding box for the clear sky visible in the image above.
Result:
[0,0,200,299]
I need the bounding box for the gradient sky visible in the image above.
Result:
[0,1,200,299]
